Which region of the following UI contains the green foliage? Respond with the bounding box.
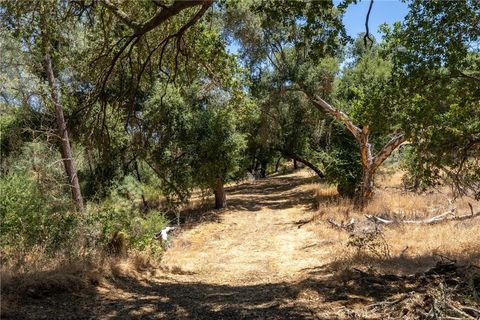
[0,171,77,256]
[0,142,168,263]
[335,43,395,134]
[320,136,362,198]
[0,142,76,262]
[191,103,247,189]
[84,175,168,249]
[384,0,480,197]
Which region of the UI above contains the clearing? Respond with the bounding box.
[3,170,480,319]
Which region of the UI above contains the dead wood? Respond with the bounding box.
[327,218,356,232]
[366,208,480,226]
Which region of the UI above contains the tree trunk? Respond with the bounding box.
[274,156,282,173]
[214,177,226,209]
[355,165,375,209]
[309,95,406,210]
[134,160,148,212]
[284,152,325,178]
[293,159,298,169]
[44,53,84,212]
[355,127,375,209]
[354,129,406,209]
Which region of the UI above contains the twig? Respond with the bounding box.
[295,218,314,228]
[366,293,410,310]
[445,302,476,319]
[433,253,457,264]
[461,306,480,317]
[327,218,355,231]
[468,202,474,216]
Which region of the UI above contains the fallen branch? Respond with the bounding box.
[367,215,394,225]
[446,302,477,320]
[461,306,480,318]
[366,293,410,310]
[327,218,355,231]
[366,208,480,226]
[295,218,314,228]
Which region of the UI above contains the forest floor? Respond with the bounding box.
[3,170,480,319]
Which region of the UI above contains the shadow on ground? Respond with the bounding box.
[1,272,403,319]
[169,173,320,229]
[225,175,320,212]
[9,253,478,320]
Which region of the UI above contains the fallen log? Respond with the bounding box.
[366,209,480,226]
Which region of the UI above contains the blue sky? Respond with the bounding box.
[227,1,409,54]
[341,0,409,40]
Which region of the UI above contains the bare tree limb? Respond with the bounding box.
[372,133,406,170]
[367,209,480,225]
[364,0,374,48]
[310,95,362,141]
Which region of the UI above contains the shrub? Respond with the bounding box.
[0,160,168,267]
[0,170,78,264]
[82,176,168,258]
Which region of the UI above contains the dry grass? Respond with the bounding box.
[312,169,480,274]
[0,250,161,318]
[3,168,479,319]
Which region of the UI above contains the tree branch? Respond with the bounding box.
[364,0,374,48]
[281,151,325,178]
[133,0,212,37]
[372,133,406,170]
[310,95,362,141]
[99,0,140,29]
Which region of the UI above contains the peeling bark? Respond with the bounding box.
[309,94,405,208]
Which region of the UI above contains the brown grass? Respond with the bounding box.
[3,168,479,319]
[312,169,480,274]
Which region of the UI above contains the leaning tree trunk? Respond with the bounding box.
[309,94,406,210]
[44,53,84,212]
[214,177,226,209]
[274,156,282,173]
[283,152,325,178]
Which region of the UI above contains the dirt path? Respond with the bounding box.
[91,171,341,320]
[106,171,335,320]
[7,170,480,319]
[6,172,349,319]
[161,171,328,284]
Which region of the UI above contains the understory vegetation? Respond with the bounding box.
[0,0,479,318]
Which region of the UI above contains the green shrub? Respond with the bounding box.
[0,170,78,262]
[83,176,168,257]
[0,163,168,265]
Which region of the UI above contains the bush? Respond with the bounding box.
[0,160,168,267]
[0,170,78,264]
[0,142,81,264]
[83,176,168,257]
